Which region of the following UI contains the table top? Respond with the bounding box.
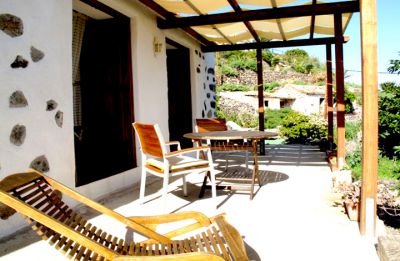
[183,130,277,140]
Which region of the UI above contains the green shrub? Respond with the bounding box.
[271,55,281,66]
[378,156,400,180]
[279,111,327,143]
[285,49,308,59]
[263,82,280,92]
[347,146,400,181]
[379,81,400,157]
[305,63,314,74]
[333,86,356,114]
[293,64,306,74]
[264,108,294,129]
[345,121,361,141]
[344,87,356,113]
[262,50,273,65]
[239,112,258,128]
[346,146,362,180]
[221,64,238,77]
[217,83,251,92]
[219,50,258,72]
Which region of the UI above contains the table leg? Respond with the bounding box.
[250,140,257,200]
[199,172,210,198]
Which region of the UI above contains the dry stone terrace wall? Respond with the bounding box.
[218,96,256,117]
[217,64,322,86]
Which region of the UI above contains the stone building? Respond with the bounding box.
[0,0,215,237]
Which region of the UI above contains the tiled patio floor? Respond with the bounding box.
[0,144,380,260]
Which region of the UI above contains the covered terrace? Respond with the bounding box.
[136,0,378,237]
[0,0,380,259]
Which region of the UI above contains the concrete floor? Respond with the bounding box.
[0,144,380,260]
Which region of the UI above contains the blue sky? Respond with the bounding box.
[273,1,400,84]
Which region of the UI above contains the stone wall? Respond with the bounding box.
[218,96,256,116]
[217,63,325,86]
[194,50,216,119]
[0,0,74,236]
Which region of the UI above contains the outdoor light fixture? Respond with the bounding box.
[153,37,163,55]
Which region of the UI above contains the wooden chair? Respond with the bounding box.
[132,122,216,207]
[195,119,250,171]
[0,170,249,260]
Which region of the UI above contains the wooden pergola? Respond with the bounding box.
[136,0,378,237]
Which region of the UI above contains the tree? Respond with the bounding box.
[388,52,400,74]
[378,82,400,157]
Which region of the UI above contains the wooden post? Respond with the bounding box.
[359,0,378,237]
[257,48,265,155]
[334,13,345,170]
[326,44,334,143]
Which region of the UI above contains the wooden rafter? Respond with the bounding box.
[184,0,234,44]
[80,0,128,19]
[270,0,286,41]
[157,1,360,29]
[202,36,349,52]
[227,0,260,42]
[310,0,317,39]
[136,0,215,46]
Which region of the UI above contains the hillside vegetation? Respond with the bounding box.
[215,48,359,125]
[215,49,327,87]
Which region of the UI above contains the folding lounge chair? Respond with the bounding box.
[0,170,248,261]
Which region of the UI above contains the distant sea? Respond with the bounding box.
[345,71,400,85]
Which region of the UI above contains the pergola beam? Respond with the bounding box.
[136,0,215,46]
[256,48,265,155]
[359,0,378,237]
[310,0,317,39]
[326,44,334,143]
[202,36,348,52]
[227,0,260,42]
[158,1,359,29]
[334,13,346,170]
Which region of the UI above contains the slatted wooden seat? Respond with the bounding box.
[0,170,248,261]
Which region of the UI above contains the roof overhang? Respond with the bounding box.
[137,0,359,51]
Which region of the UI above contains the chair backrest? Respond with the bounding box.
[195,118,227,133]
[133,122,165,158]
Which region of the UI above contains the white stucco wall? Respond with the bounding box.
[0,0,75,236]
[265,98,280,110]
[0,0,214,238]
[291,96,322,115]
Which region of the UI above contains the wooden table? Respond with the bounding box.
[184,130,276,199]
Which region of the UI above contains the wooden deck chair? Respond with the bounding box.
[132,122,216,207]
[195,119,250,171]
[0,170,249,261]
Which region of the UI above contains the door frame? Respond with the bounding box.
[165,38,193,149]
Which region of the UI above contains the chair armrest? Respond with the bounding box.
[113,253,225,261]
[165,141,181,150]
[165,146,210,157]
[129,211,211,227]
[130,211,214,243]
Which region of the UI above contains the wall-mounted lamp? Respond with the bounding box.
[153,37,163,55]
